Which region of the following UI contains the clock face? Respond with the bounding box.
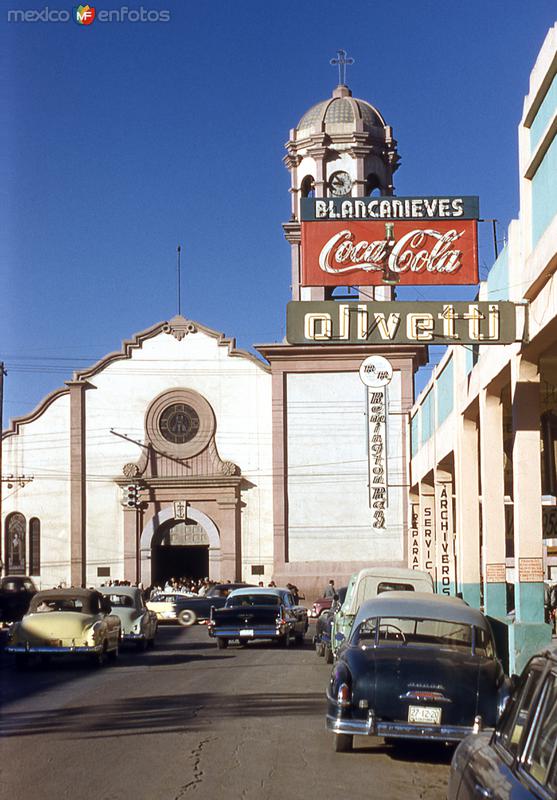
[329,171,352,197]
[159,403,200,444]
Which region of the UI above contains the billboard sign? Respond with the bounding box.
[301,219,479,286]
[300,195,480,222]
[286,301,517,346]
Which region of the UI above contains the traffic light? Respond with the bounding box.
[125,484,140,508]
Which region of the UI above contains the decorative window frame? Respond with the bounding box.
[145,388,216,459]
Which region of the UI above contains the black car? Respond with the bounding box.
[448,643,557,800]
[315,586,347,663]
[209,587,309,648]
[0,575,37,624]
[149,583,254,626]
[327,592,508,752]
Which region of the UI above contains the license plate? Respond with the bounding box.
[408,705,442,725]
[239,629,254,637]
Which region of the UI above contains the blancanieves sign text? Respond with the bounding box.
[286,301,517,345]
[300,195,479,222]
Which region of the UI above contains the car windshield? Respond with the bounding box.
[106,594,134,608]
[352,616,481,653]
[34,598,86,613]
[227,595,281,607]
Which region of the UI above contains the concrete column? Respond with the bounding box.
[123,507,137,584]
[479,388,507,617]
[66,380,91,587]
[509,354,551,671]
[455,414,481,608]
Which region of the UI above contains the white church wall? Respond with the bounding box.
[286,370,404,564]
[3,394,72,589]
[80,327,272,584]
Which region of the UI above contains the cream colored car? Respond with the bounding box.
[6,587,121,668]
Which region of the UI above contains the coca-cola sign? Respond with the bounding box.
[301,219,478,286]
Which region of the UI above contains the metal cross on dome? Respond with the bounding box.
[330,49,354,86]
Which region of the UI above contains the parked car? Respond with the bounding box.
[147,582,253,625]
[330,567,434,659]
[0,575,37,624]
[310,596,334,618]
[315,587,347,662]
[99,586,157,649]
[448,643,557,799]
[208,587,308,648]
[326,592,508,752]
[6,588,121,668]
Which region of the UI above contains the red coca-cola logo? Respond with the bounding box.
[301,220,478,286]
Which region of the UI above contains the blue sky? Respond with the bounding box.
[1,0,556,423]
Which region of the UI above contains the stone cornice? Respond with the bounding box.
[254,341,428,371]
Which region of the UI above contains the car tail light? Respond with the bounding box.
[337,683,351,707]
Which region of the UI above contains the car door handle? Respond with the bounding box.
[474,783,494,799]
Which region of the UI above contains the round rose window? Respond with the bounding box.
[158,403,200,444]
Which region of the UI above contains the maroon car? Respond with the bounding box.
[310,596,334,618]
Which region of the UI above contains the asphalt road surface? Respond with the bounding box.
[1,624,452,800]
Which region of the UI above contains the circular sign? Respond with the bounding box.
[359,355,393,387]
[159,403,200,444]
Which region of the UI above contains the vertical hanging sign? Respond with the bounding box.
[409,502,421,570]
[360,356,393,530]
[420,491,436,584]
[435,482,456,595]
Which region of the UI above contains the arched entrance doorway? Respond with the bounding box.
[151,519,209,584]
[140,505,221,586]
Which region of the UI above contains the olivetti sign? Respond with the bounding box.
[286,301,517,345]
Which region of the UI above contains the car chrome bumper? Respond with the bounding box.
[210,628,283,639]
[122,632,145,641]
[326,712,485,742]
[7,643,103,654]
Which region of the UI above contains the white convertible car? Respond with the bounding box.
[6,587,121,668]
[99,586,157,649]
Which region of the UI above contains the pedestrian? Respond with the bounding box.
[549,583,557,633]
[323,579,336,598]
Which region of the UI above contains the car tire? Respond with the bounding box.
[295,633,304,646]
[334,733,353,753]
[136,638,148,652]
[324,644,333,664]
[147,636,156,648]
[178,609,197,627]
[281,632,290,648]
[217,638,228,649]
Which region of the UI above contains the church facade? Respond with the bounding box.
[2,76,424,596]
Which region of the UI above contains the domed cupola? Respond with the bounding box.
[283,51,401,301]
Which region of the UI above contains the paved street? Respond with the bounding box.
[1,624,451,800]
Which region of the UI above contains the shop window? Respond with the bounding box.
[5,512,26,575]
[29,517,40,575]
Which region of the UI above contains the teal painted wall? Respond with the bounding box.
[436,358,454,427]
[484,582,507,618]
[532,134,557,246]
[421,390,434,445]
[486,245,509,301]
[530,72,557,152]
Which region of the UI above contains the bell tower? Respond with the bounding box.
[283,50,400,301]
